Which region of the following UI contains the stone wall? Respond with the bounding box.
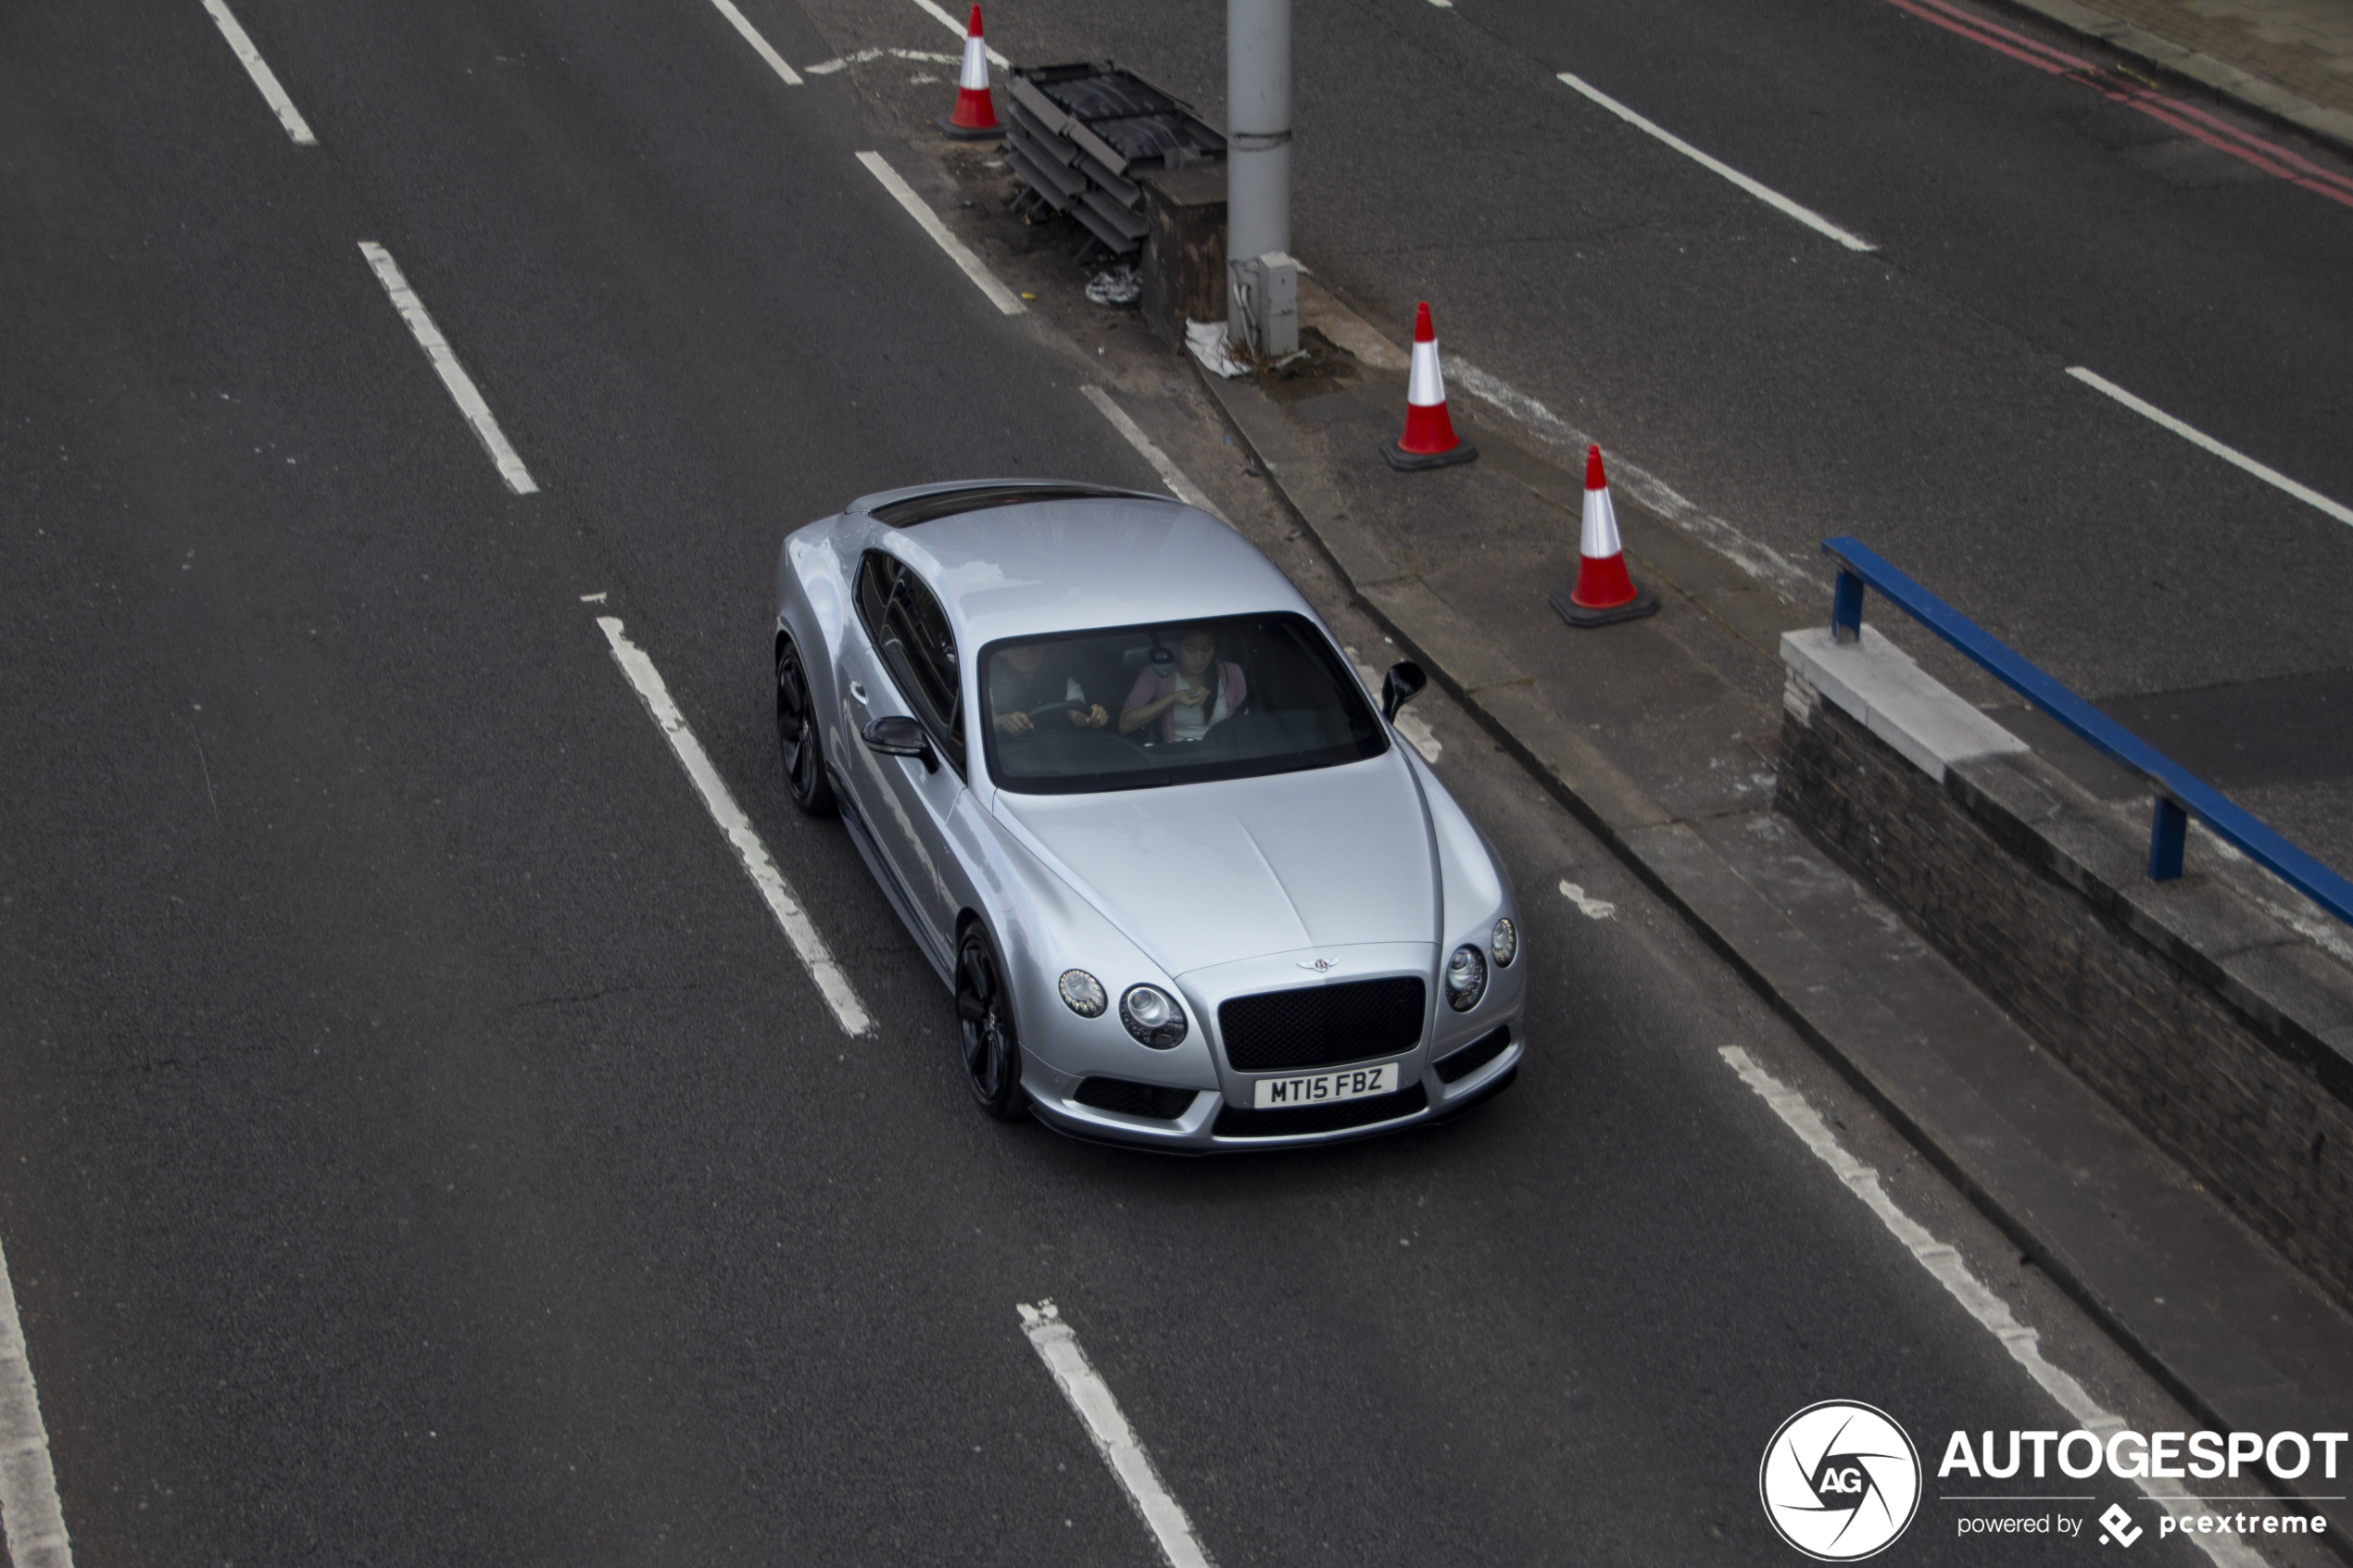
[1777,632,2353,1310]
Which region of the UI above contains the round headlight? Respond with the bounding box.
[1119,984,1189,1048]
[1059,970,1107,1018]
[1491,917,1518,968]
[1444,944,1489,1011]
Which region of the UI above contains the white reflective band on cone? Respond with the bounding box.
[961,34,989,90]
[1580,481,1623,558]
[1407,337,1446,408]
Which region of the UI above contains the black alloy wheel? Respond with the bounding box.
[955,926,1026,1121]
[775,635,837,817]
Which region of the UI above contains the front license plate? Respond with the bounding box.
[1252,1062,1400,1110]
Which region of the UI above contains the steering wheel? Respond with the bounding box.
[1025,700,1090,721]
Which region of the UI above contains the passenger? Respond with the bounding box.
[1119,626,1247,743]
[988,642,1108,735]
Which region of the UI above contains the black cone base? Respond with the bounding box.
[1550,583,1659,629]
[1382,438,1478,471]
[937,117,1005,141]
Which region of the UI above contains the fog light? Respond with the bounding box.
[1444,945,1489,1011]
[1491,917,1518,968]
[1059,970,1108,1017]
[1120,984,1189,1048]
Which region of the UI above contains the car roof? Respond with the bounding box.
[871,492,1313,647]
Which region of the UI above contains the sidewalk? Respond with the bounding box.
[1991,0,2353,152]
[1197,282,2353,1536]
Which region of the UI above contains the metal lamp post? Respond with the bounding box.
[1227,0,1298,355]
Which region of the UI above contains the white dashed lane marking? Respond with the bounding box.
[1719,1047,2263,1567]
[706,0,803,86]
[358,243,538,495]
[597,617,874,1036]
[1078,386,1227,522]
[856,152,1026,316]
[1556,71,1876,253]
[2068,368,2353,531]
[1018,1301,1214,1568]
[200,0,317,144]
[906,0,1008,67]
[0,1229,72,1568]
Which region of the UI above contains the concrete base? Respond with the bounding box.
[1380,437,1477,471]
[1549,583,1658,629]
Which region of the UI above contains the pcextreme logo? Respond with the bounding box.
[1760,1400,1923,1561]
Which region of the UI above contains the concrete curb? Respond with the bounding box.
[1190,342,2353,1545]
[1981,0,2353,157]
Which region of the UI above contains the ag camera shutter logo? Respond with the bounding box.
[1759,1400,1922,1560]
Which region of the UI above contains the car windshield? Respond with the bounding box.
[979,613,1389,795]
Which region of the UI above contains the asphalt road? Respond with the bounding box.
[0,0,2336,1563]
[893,0,2353,866]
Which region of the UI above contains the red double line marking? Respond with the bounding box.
[1878,0,2353,209]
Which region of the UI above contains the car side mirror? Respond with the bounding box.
[1380,660,1427,722]
[862,714,937,772]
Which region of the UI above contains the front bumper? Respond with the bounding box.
[1023,1022,1525,1152]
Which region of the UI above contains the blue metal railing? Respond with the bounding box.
[1821,536,2353,931]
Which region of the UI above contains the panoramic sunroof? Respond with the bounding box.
[864,483,1173,529]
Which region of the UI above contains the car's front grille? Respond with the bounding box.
[1213,1083,1429,1138]
[1073,1077,1198,1121]
[1216,977,1426,1072]
[1434,1025,1512,1085]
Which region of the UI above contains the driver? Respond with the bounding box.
[988,642,1109,735]
[1119,626,1246,743]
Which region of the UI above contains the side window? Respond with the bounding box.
[877,571,966,772]
[854,551,899,644]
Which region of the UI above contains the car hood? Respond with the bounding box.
[992,756,1438,978]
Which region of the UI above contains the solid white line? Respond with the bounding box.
[855,152,1026,316]
[2068,368,2353,530]
[906,0,1009,68]
[0,1232,72,1568]
[1077,386,1228,522]
[706,0,803,86]
[597,619,875,1036]
[1556,72,1876,253]
[200,0,318,145]
[358,243,539,495]
[1718,1047,2263,1568]
[1017,1301,1213,1568]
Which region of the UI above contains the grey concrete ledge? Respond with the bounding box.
[1980,0,2353,157]
[1781,627,2027,782]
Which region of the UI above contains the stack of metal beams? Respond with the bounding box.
[1003,63,1226,259]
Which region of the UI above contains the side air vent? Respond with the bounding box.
[1073,1077,1198,1121]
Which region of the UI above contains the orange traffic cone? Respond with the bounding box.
[1549,445,1658,627]
[937,5,1002,140]
[1382,302,1477,470]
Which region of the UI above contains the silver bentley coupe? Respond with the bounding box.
[772,480,1525,1149]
